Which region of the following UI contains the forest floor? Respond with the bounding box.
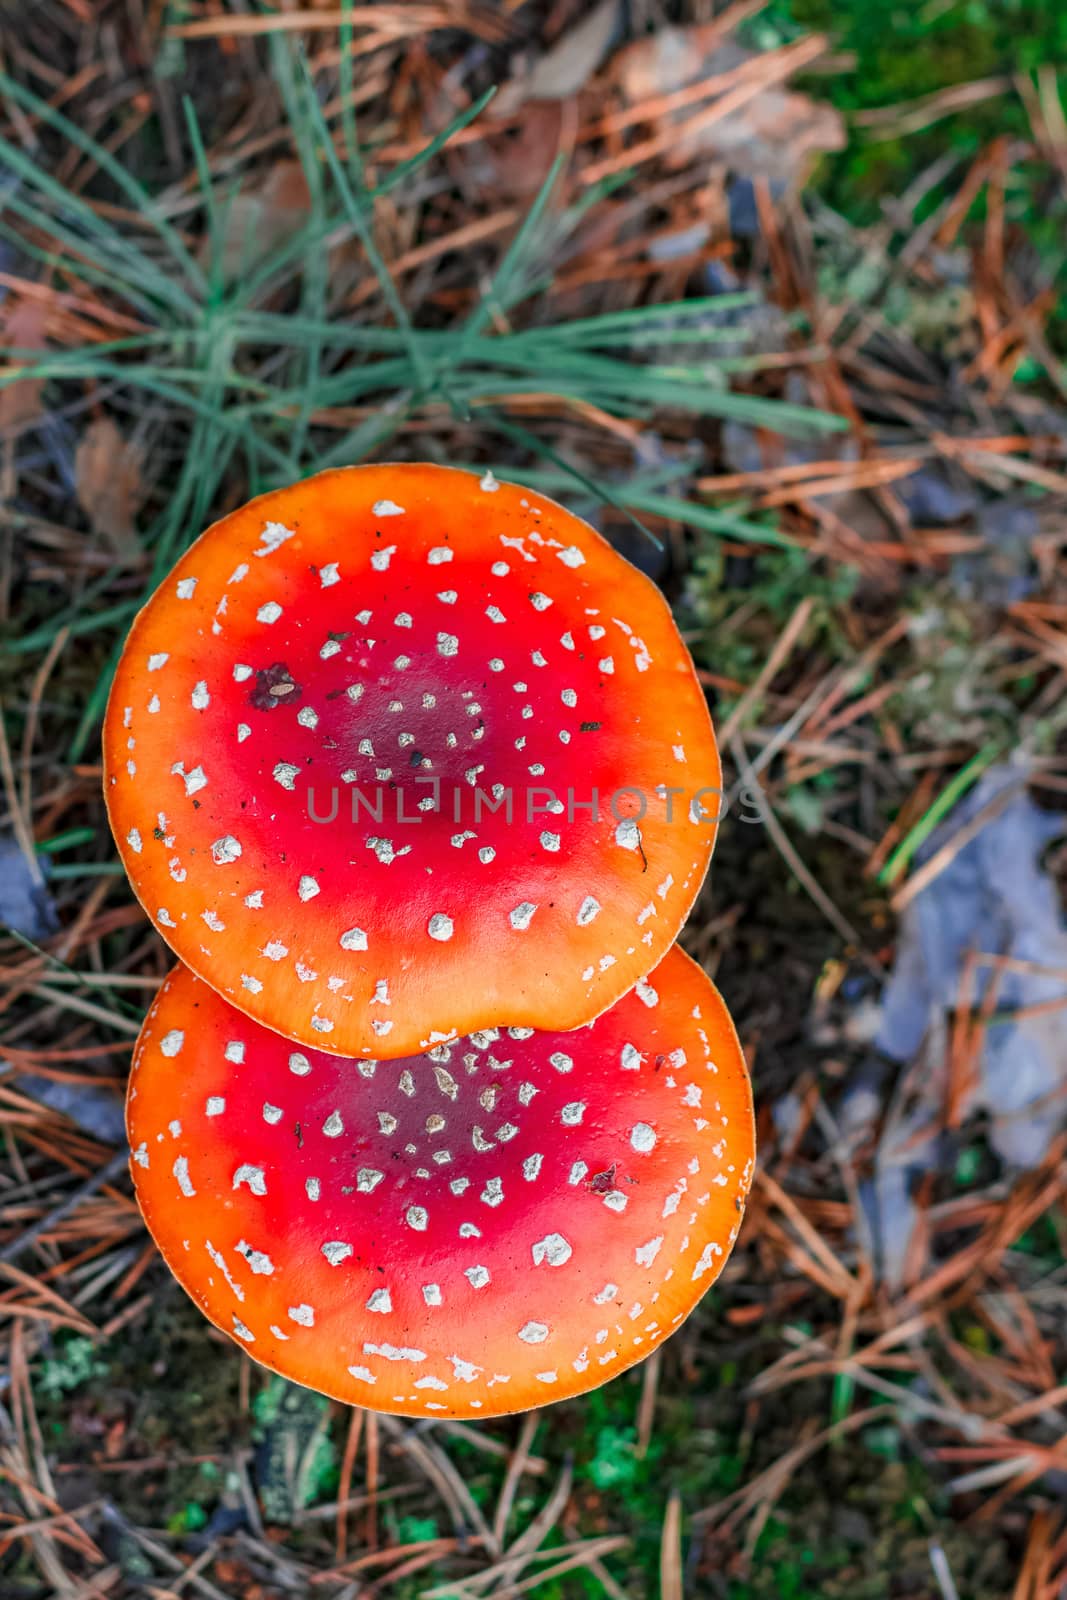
[2,3,1067,1597]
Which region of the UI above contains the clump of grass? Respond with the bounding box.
[0,48,840,667]
[1,44,844,775]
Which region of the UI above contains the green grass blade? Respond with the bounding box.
[0,184,190,319]
[486,416,662,550]
[372,88,496,198]
[310,403,410,474]
[506,294,760,344]
[5,599,139,656]
[182,95,226,307]
[877,740,1004,887]
[0,70,207,301]
[613,491,796,547]
[268,37,330,465]
[296,54,432,398]
[451,155,565,385]
[338,0,362,180]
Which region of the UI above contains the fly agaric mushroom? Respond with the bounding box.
[127,946,753,1419]
[104,465,720,1058]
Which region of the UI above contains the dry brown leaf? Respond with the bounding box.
[615,30,844,185]
[470,103,568,200]
[614,19,728,102]
[495,0,618,112]
[0,299,47,437]
[206,160,313,284]
[75,417,145,563]
[690,79,845,183]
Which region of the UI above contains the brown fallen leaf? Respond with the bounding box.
[614,29,844,186]
[0,298,47,438]
[614,18,730,103]
[467,102,568,201]
[494,0,618,113]
[687,71,845,183]
[75,416,145,564]
[205,160,313,284]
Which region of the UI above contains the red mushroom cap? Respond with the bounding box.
[127,947,753,1419]
[104,465,720,1057]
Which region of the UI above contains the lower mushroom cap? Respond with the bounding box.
[126,948,754,1420]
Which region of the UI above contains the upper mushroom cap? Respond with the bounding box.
[127,947,753,1420]
[104,464,720,1057]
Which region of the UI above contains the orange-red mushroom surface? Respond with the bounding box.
[104,465,720,1057]
[127,948,753,1419]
